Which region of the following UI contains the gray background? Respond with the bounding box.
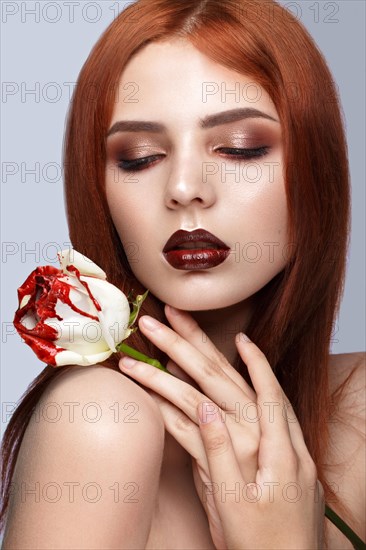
[1,0,365,444]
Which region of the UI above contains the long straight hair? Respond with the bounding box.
[1,0,354,537]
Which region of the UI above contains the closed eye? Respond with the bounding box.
[117,154,164,172]
[117,147,270,172]
[216,147,270,159]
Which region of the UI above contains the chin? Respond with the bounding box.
[132,265,262,311]
[155,288,251,312]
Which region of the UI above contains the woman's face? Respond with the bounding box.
[105,39,288,311]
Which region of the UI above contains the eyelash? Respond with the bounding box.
[117,146,270,172]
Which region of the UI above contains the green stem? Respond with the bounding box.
[325,504,366,549]
[116,342,173,375]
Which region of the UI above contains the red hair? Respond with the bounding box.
[1,0,354,541]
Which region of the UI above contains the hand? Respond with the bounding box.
[118,305,325,550]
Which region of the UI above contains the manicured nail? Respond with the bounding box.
[198,402,222,424]
[120,356,137,369]
[238,332,251,343]
[140,316,160,330]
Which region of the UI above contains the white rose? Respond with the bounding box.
[14,249,131,367]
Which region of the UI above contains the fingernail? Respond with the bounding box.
[238,332,251,343]
[120,356,137,369]
[141,316,160,330]
[198,402,221,424]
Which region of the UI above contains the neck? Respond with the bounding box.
[161,297,256,470]
[189,296,256,365]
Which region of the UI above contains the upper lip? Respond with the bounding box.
[163,229,229,253]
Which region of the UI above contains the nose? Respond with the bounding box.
[164,157,217,210]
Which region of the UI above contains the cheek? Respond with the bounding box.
[254,192,288,260]
[254,188,288,236]
[229,172,288,238]
[105,172,158,270]
[264,176,288,232]
[105,171,138,245]
[109,205,144,251]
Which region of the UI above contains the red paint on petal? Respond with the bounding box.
[66,264,102,312]
[13,263,101,366]
[19,333,63,366]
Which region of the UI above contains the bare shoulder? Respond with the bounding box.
[327,351,365,465]
[325,352,365,548]
[328,351,365,392]
[328,351,365,430]
[25,364,166,472]
[42,364,165,431]
[25,365,166,453]
[3,366,165,549]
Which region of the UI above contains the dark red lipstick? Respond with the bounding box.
[162,229,230,270]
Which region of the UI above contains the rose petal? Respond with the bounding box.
[18,332,62,366]
[57,249,107,280]
[44,303,110,355]
[55,348,113,367]
[80,276,130,351]
[19,294,32,309]
[20,310,38,330]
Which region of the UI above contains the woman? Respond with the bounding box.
[1,0,365,548]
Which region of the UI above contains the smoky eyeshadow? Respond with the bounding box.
[105,121,281,160]
[105,138,166,161]
[215,120,281,144]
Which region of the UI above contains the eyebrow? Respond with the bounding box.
[106,107,279,137]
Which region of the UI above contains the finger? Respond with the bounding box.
[165,304,255,398]
[147,389,209,470]
[137,314,251,410]
[235,334,295,471]
[119,355,218,425]
[192,461,228,550]
[197,401,249,522]
[281,390,318,474]
[166,359,201,391]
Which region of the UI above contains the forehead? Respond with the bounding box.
[110,39,278,125]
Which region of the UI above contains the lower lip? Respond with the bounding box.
[163,248,230,270]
